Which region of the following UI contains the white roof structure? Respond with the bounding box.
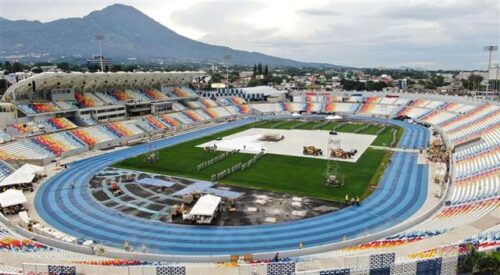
[189,194,221,216]
[0,189,27,208]
[2,71,205,102]
[325,115,343,120]
[0,163,44,187]
[241,86,285,97]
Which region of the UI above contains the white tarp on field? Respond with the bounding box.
[198,128,376,162]
[190,194,221,216]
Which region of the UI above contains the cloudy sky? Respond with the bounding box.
[1,0,499,69]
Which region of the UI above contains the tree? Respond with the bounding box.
[111,64,123,72]
[340,79,367,91]
[253,64,257,76]
[57,62,71,72]
[31,67,43,74]
[264,65,269,76]
[458,244,500,274]
[0,79,6,94]
[431,75,445,87]
[4,61,26,73]
[271,75,284,84]
[210,72,222,83]
[247,78,261,87]
[125,64,138,72]
[257,63,262,75]
[461,74,484,91]
[366,81,388,91]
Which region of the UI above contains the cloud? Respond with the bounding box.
[0,0,498,69]
[297,9,340,16]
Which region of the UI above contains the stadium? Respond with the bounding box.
[0,71,497,275]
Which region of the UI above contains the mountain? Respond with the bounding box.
[0,4,333,67]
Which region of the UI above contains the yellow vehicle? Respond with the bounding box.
[303,146,323,156]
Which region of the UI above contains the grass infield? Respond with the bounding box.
[114,120,400,202]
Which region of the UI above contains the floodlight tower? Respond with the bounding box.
[223,54,231,88]
[494,64,500,93]
[145,132,159,163]
[483,45,498,93]
[324,137,345,187]
[95,35,106,72]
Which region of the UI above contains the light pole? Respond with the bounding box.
[95,35,105,72]
[495,64,499,92]
[223,54,231,89]
[483,45,498,93]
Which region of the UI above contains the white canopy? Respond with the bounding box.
[325,115,343,120]
[291,113,302,117]
[189,194,221,216]
[0,163,44,187]
[0,189,27,208]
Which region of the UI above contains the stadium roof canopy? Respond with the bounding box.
[240,86,285,96]
[2,71,205,102]
[0,189,27,208]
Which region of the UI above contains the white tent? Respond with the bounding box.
[0,189,27,208]
[190,194,221,217]
[291,113,302,117]
[0,163,44,187]
[325,115,343,120]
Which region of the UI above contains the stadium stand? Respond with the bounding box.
[95,92,120,104]
[17,102,61,114]
[75,92,106,107]
[0,131,13,144]
[396,106,432,119]
[32,132,87,157]
[0,139,54,161]
[0,72,497,273]
[185,100,205,109]
[200,98,219,108]
[141,87,169,101]
[173,102,188,111]
[54,100,79,110]
[0,160,14,182]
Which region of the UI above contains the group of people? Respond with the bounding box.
[0,203,25,215]
[345,194,360,206]
[123,241,148,253]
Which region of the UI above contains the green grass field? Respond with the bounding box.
[114,120,400,202]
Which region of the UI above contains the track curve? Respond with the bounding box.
[35,116,430,255]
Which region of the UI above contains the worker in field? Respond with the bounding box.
[356,196,360,206]
[345,194,349,203]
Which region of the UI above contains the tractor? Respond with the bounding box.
[303,146,323,156]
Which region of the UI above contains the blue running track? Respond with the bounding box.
[35,116,429,255]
